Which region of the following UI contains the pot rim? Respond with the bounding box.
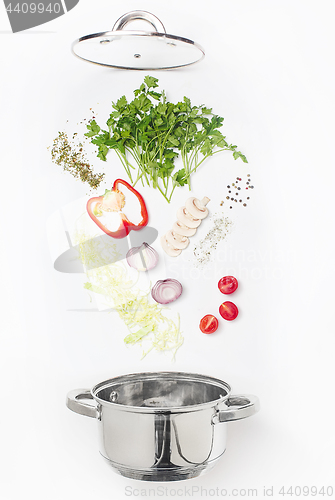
[91,371,231,413]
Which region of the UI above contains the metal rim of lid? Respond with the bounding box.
[71,10,205,70]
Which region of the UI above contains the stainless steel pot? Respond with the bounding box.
[66,372,259,481]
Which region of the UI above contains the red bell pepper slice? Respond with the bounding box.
[86,179,148,239]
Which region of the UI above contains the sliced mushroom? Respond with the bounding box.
[172,220,197,237]
[160,195,210,257]
[165,230,189,250]
[176,207,201,229]
[185,197,210,219]
[160,236,182,257]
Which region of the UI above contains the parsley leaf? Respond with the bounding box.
[173,169,188,187]
[84,120,100,138]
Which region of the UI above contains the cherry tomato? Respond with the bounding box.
[199,315,219,334]
[219,301,238,321]
[218,276,238,294]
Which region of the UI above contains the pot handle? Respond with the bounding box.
[212,394,260,424]
[66,389,100,419]
[112,10,166,33]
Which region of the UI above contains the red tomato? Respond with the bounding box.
[219,301,238,321]
[218,276,238,294]
[199,315,219,334]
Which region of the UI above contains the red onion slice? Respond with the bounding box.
[151,279,183,304]
[126,242,159,271]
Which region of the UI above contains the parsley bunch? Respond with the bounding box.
[85,76,247,202]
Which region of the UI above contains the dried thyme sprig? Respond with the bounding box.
[50,131,105,189]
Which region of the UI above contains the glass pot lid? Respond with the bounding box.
[72,10,205,70]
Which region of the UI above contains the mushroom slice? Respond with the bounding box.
[160,235,182,257]
[165,230,189,250]
[172,220,197,237]
[185,197,210,219]
[176,207,201,229]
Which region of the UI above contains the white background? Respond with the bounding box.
[1,1,335,499]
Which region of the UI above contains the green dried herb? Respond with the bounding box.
[51,131,104,190]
